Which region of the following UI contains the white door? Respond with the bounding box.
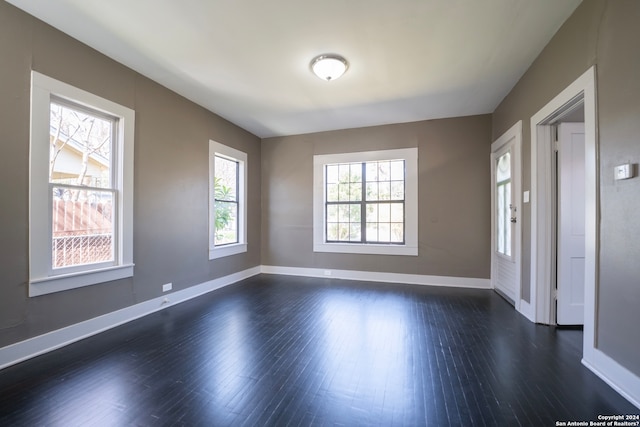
[491,124,521,306]
[557,123,585,325]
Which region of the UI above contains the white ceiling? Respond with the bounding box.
[8,0,581,138]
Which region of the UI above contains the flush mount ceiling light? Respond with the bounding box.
[310,54,349,82]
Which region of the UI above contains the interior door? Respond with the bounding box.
[557,122,585,325]
[491,138,519,304]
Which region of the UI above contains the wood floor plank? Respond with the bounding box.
[0,274,637,426]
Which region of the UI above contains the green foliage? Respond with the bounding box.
[214,177,234,241]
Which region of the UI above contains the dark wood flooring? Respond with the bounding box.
[0,274,637,426]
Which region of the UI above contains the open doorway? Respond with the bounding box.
[529,66,597,359]
[552,110,585,326]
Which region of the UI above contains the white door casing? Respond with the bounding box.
[557,123,586,325]
[491,121,522,311]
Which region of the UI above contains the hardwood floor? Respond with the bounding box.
[0,274,636,426]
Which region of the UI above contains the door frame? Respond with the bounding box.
[530,66,596,345]
[490,121,522,311]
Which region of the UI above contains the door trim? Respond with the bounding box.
[530,66,596,342]
[490,120,522,313]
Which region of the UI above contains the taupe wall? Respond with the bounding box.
[0,1,261,347]
[261,115,493,279]
[493,0,640,376]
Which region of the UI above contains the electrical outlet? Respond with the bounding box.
[162,283,172,292]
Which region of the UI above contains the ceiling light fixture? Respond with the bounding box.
[310,54,349,82]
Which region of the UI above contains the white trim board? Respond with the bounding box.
[0,266,261,371]
[582,351,640,410]
[261,265,491,289]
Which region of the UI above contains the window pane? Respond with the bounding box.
[215,156,238,202]
[390,203,404,222]
[50,102,113,188]
[350,164,362,182]
[390,181,404,200]
[378,161,391,181]
[366,223,378,242]
[497,152,511,183]
[366,182,378,201]
[366,204,377,222]
[378,203,391,222]
[52,187,114,268]
[350,205,361,223]
[327,183,339,202]
[214,201,238,245]
[338,223,349,241]
[327,222,338,241]
[338,183,350,201]
[350,223,361,241]
[378,181,391,200]
[326,164,339,184]
[505,182,512,256]
[378,223,391,242]
[338,204,350,222]
[390,223,404,242]
[390,160,404,181]
[350,183,362,201]
[338,164,351,184]
[366,162,378,182]
[497,184,505,254]
[327,204,338,222]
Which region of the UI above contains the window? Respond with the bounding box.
[29,71,135,297]
[313,148,418,256]
[495,151,512,257]
[209,140,247,259]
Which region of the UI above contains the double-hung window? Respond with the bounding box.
[209,140,247,259]
[29,71,135,296]
[313,148,418,256]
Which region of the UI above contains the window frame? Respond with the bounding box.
[494,146,514,261]
[209,140,247,259]
[313,148,418,256]
[29,71,135,297]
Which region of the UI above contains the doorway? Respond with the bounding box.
[529,66,597,358]
[555,120,586,325]
[490,121,522,310]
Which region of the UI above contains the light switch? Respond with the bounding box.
[614,163,632,180]
[523,191,530,203]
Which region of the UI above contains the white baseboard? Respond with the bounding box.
[582,349,640,410]
[0,266,261,371]
[517,299,536,322]
[260,265,491,289]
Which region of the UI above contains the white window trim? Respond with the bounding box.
[209,140,247,259]
[29,71,135,297]
[313,148,418,256]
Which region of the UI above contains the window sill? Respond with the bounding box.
[209,243,247,260]
[29,264,135,297]
[314,242,418,256]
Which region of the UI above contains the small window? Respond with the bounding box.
[209,141,247,259]
[29,72,135,296]
[313,148,418,256]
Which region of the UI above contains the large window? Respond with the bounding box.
[209,140,247,259]
[29,72,135,297]
[313,148,418,256]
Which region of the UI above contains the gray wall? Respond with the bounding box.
[493,0,640,376]
[261,115,493,279]
[0,1,261,347]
